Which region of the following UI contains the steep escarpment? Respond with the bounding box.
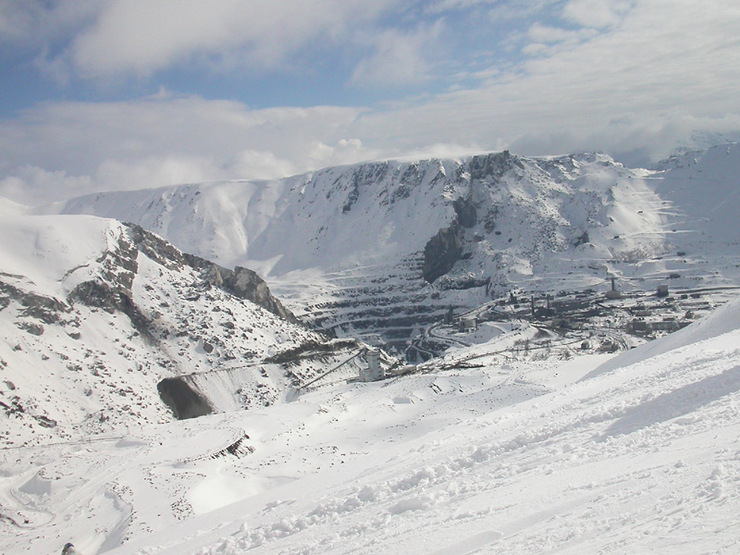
[423,194,478,283]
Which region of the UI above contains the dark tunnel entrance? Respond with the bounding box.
[157,377,213,420]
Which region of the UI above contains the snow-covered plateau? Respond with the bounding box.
[2,144,740,553]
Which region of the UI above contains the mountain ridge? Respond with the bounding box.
[44,145,740,352]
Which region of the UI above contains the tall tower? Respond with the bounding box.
[360,348,383,382]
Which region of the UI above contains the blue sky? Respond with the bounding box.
[0,1,534,113]
[1,0,740,204]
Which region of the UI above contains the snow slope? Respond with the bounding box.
[52,151,668,282]
[0,211,362,446]
[650,144,740,283]
[3,294,739,553]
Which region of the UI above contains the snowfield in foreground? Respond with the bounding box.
[3,297,740,554]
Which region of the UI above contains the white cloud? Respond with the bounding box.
[523,22,598,56]
[0,96,378,204]
[350,22,445,88]
[0,1,100,47]
[527,23,594,44]
[562,0,633,29]
[30,0,403,79]
[354,0,740,161]
[305,138,382,169]
[95,155,222,191]
[0,166,94,206]
[230,151,297,181]
[0,0,416,82]
[509,112,740,165]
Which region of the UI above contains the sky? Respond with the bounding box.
[1,0,740,204]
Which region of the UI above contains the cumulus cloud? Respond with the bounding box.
[230,151,298,181]
[0,166,94,206]
[0,96,379,204]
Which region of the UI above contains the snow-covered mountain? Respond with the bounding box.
[652,143,740,256]
[4,144,740,553]
[0,206,374,447]
[49,145,740,353]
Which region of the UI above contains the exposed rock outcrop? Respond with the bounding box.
[423,222,463,283]
[127,223,295,321]
[469,150,521,181]
[422,196,476,283]
[54,149,670,355]
[0,214,368,445]
[453,196,477,228]
[205,265,295,323]
[0,281,70,324]
[70,280,153,339]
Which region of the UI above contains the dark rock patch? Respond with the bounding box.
[469,150,521,181]
[423,222,463,283]
[453,197,477,228]
[16,321,44,336]
[127,223,295,322]
[214,266,295,323]
[69,281,154,340]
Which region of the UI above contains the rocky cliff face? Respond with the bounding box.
[207,265,295,322]
[423,222,463,283]
[423,195,478,283]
